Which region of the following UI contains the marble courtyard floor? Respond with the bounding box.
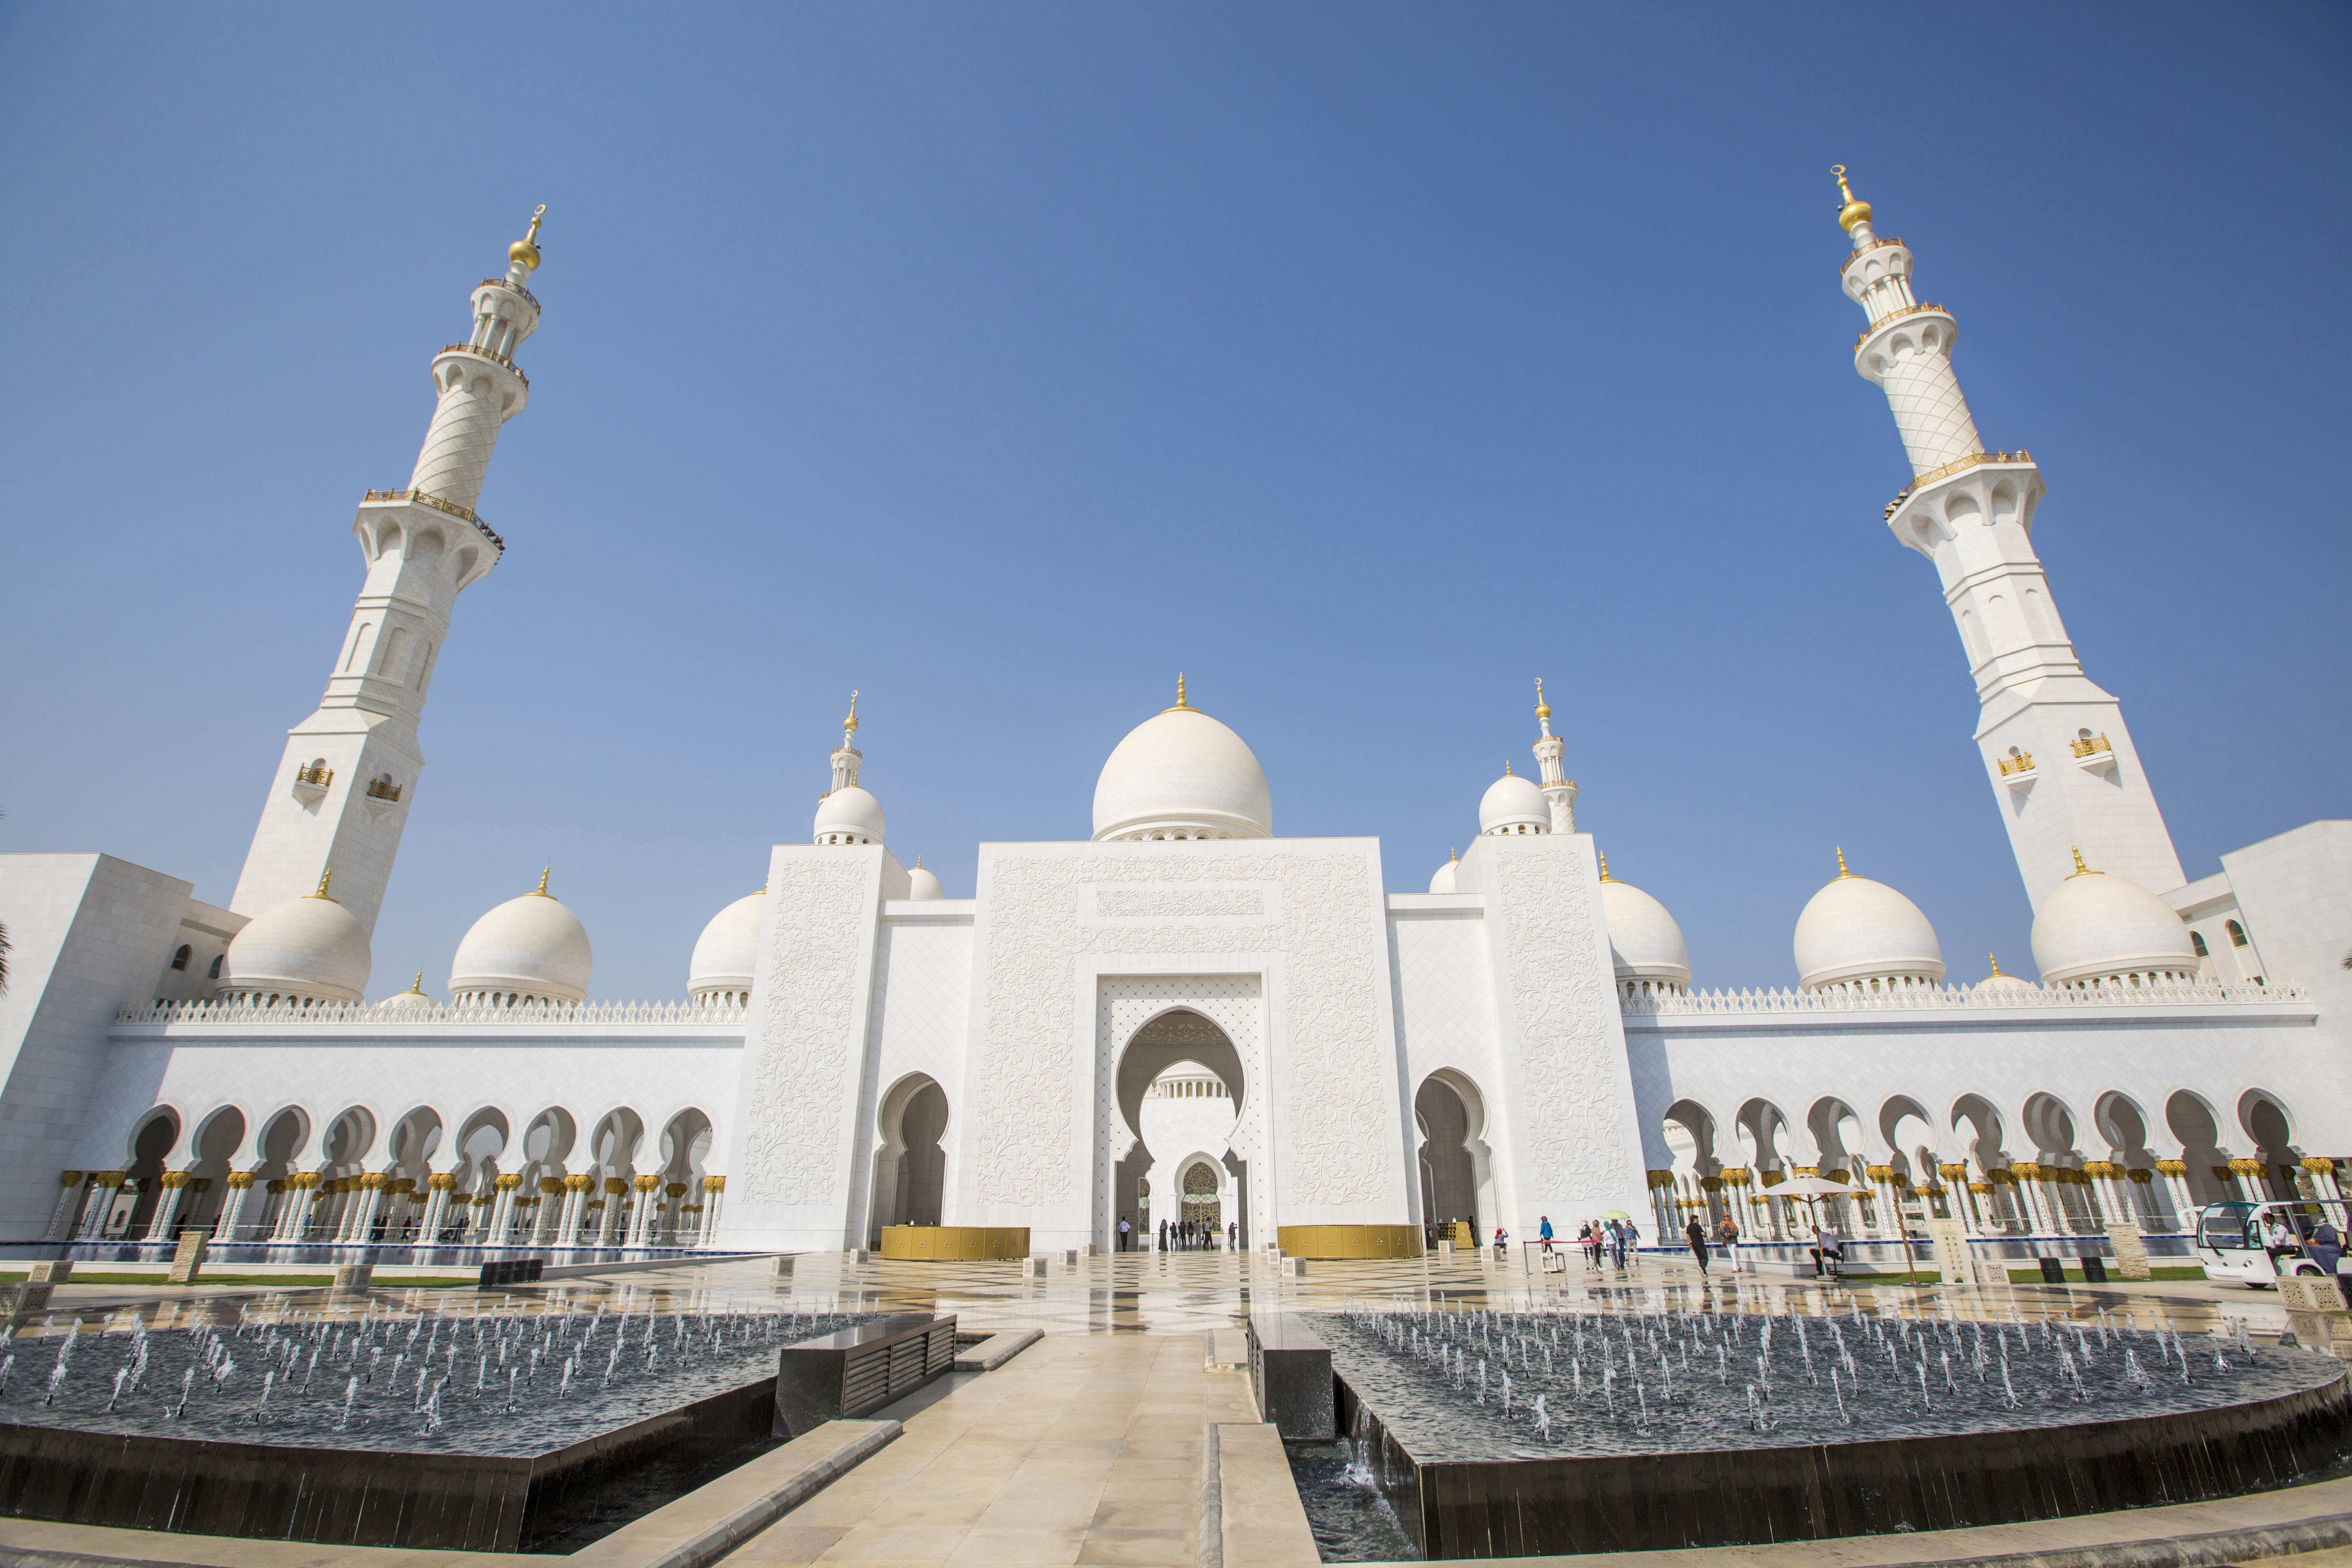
[0,1245,2342,1568]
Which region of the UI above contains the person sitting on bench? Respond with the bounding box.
[1811,1221,1845,1276]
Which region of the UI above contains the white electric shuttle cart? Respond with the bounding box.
[2195,1199,2350,1289]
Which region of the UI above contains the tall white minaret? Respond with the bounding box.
[229,209,549,935]
[1530,679,1577,834]
[1834,168,2183,911]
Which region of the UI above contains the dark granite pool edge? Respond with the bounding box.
[1335,1359,2352,1559]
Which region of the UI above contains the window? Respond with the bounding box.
[207,955,223,979]
[2227,920,2250,948]
[169,944,191,971]
[2191,931,2209,957]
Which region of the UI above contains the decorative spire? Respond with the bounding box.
[1986,953,2004,978]
[1449,846,1458,864]
[1831,165,1871,234]
[1597,851,1613,883]
[509,205,546,274]
[408,972,425,995]
[1835,846,1852,879]
[1534,678,1552,735]
[534,866,551,896]
[915,854,923,869]
[1504,760,1513,776]
[1165,673,1192,713]
[310,870,335,900]
[843,690,859,740]
[2069,844,2101,878]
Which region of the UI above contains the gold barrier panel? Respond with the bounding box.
[878,1225,1031,1261]
[1276,1224,1424,1260]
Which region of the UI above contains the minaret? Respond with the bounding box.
[827,692,863,795]
[1529,679,1577,834]
[1833,169,2183,911]
[228,209,549,935]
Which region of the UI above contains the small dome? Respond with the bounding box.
[2030,854,2198,987]
[688,891,764,999]
[1092,680,1272,842]
[1427,855,1459,895]
[450,875,592,1002]
[1793,854,1944,991]
[1478,769,1548,836]
[1600,870,1690,992]
[221,885,371,1003]
[1975,954,2034,995]
[907,862,946,900]
[813,785,884,846]
[377,973,437,1012]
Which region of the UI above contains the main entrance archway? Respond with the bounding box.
[1094,976,1267,1252]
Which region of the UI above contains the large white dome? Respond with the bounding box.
[1479,770,1549,836]
[450,878,592,1003]
[1092,684,1271,842]
[2030,855,2198,987]
[906,862,946,900]
[1793,857,1944,991]
[1600,870,1690,992]
[221,886,371,1003]
[813,785,884,846]
[688,891,764,1000]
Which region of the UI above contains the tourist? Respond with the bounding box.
[1715,1214,1741,1273]
[2261,1212,2297,1271]
[1685,1216,1711,1276]
[1577,1221,1599,1269]
[1538,1215,1554,1254]
[1118,1214,1132,1251]
[2312,1218,2343,1276]
[1492,1225,1509,1260]
[1811,1220,1844,1277]
[1227,1220,1237,1250]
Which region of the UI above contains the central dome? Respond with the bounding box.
[1092,680,1272,842]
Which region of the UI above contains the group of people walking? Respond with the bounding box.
[1158,1216,1234,1250]
[1509,1213,1747,1278]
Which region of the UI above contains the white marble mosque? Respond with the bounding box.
[2,174,2346,1261]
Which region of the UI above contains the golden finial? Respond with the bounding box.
[310,869,334,900]
[1987,953,2003,978]
[843,690,860,735]
[535,866,551,896]
[1504,760,1513,776]
[1835,846,1852,879]
[509,205,547,273]
[1832,166,1872,234]
[1165,673,1193,713]
[2069,844,2100,878]
[1449,846,1458,864]
[1534,678,1550,722]
[1597,851,1613,882]
[915,854,923,869]
[408,972,425,995]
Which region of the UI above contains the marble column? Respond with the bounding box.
[697,1175,726,1248]
[73,1174,122,1241]
[44,1173,87,1241]
[419,1173,453,1241]
[142,1171,193,1242]
[488,1174,521,1241]
[597,1178,628,1245]
[213,1172,258,1240]
[627,1176,660,1246]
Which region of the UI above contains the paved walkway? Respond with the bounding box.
[719,1332,1263,1567]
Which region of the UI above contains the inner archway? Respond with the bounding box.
[870,1074,949,1243]
[1415,1072,1493,1241]
[1109,1005,1250,1251]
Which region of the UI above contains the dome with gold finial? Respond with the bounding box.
[1478,762,1548,836]
[1976,953,2033,995]
[219,871,372,1004]
[1792,848,1944,992]
[2029,847,2198,989]
[1597,853,1691,995]
[906,856,946,901]
[450,868,593,1005]
[1833,166,1872,234]
[1428,847,1460,895]
[689,885,765,1003]
[1093,675,1272,842]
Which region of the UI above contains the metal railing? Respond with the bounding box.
[2071,733,2113,759]
[1997,753,2035,776]
[1839,236,1905,275]
[359,488,508,554]
[1883,450,2035,519]
[293,764,332,788]
[477,277,540,312]
[436,342,529,390]
[365,779,402,801]
[1854,301,1950,350]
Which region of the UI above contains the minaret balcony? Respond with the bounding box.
[1882,453,2043,559]
[1852,301,1950,354]
[359,488,507,556]
[476,276,540,313]
[290,763,333,804]
[434,342,530,391]
[2070,733,2118,776]
[1994,750,2036,792]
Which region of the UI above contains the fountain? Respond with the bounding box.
[0,1296,889,1550]
[1262,1294,2350,1559]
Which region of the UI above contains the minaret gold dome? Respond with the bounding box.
[508,205,546,272]
[1832,166,1872,234]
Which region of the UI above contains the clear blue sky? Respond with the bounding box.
[3,5,2346,1000]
